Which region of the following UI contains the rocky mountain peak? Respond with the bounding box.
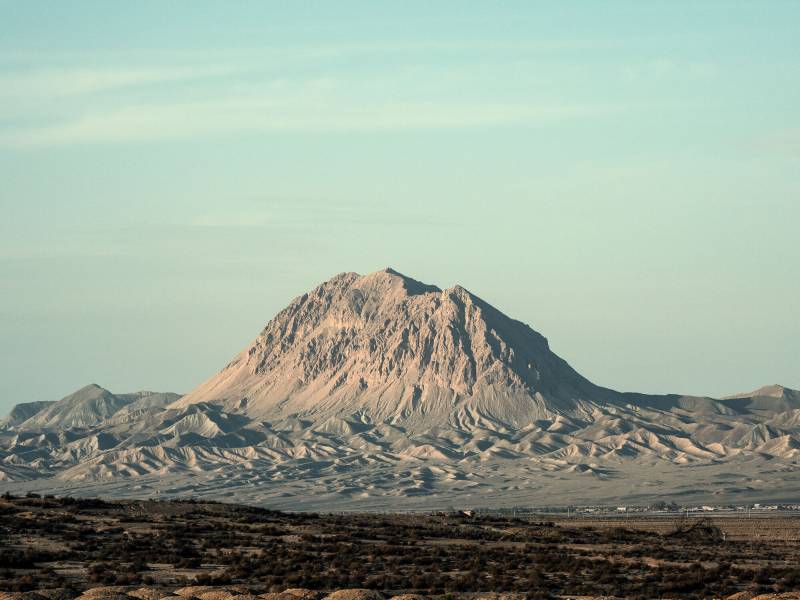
[171,269,602,424]
[753,384,790,398]
[76,383,110,397]
[725,384,793,400]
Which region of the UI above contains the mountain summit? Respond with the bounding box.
[172,268,609,427]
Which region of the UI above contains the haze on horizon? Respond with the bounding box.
[1,2,798,413]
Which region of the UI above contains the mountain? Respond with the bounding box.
[0,400,55,428]
[1,268,799,509]
[722,385,800,413]
[14,384,181,430]
[172,268,617,427]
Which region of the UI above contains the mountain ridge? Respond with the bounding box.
[2,268,799,508]
[12,384,182,431]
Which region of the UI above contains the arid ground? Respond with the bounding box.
[2,494,800,599]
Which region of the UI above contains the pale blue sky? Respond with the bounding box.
[1,2,799,412]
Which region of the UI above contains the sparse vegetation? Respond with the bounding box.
[1,495,799,599]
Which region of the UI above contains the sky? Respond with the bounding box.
[1,2,799,413]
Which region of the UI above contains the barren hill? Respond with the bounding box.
[172,268,616,428]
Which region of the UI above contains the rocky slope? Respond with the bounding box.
[1,268,799,508]
[0,400,55,428]
[171,268,618,428]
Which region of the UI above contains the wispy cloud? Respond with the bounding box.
[2,96,600,147]
[186,197,462,230]
[0,65,241,100]
[0,39,620,148]
[0,31,734,149]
